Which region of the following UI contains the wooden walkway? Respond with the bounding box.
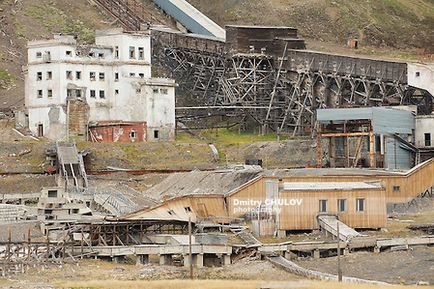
[317,215,361,241]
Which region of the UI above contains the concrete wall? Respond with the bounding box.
[25,30,176,141]
[415,115,434,148]
[407,63,434,97]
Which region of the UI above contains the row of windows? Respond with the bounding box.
[36,89,106,99]
[36,50,105,59]
[127,46,145,60]
[319,198,365,213]
[36,71,147,81]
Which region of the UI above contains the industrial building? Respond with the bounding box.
[24,28,176,142]
[316,107,416,170]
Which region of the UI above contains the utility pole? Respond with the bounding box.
[188,217,193,280]
[337,222,342,282]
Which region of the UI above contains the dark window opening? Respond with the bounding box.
[66,50,72,56]
[356,198,365,212]
[184,207,192,213]
[72,209,79,214]
[416,72,420,77]
[138,47,144,60]
[129,46,135,59]
[319,199,328,213]
[47,89,52,98]
[99,72,105,81]
[154,130,159,139]
[90,90,96,98]
[47,71,52,80]
[90,72,96,81]
[114,72,119,81]
[66,71,73,80]
[393,186,400,193]
[114,46,119,59]
[36,72,42,81]
[36,52,42,58]
[425,133,431,147]
[167,209,175,215]
[338,199,346,212]
[76,71,82,80]
[129,131,137,138]
[37,124,43,137]
[99,90,105,99]
[47,190,57,198]
[37,90,43,98]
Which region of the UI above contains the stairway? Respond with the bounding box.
[317,215,361,241]
[230,227,262,248]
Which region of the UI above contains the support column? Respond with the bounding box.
[112,256,119,263]
[137,254,149,265]
[277,230,286,238]
[284,251,296,260]
[369,124,375,168]
[196,253,204,268]
[343,248,349,256]
[374,246,380,254]
[183,254,190,267]
[159,254,171,266]
[223,254,231,266]
[313,249,320,259]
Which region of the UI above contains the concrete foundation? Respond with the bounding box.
[313,249,320,259]
[223,254,231,266]
[159,254,171,265]
[196,253,204,268]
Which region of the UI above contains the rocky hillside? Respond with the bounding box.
[189,0,434,51]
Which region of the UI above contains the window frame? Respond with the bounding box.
[337,199,346,213]
[319,199,328,213]
[356,198,365,212]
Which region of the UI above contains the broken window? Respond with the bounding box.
[425,133,431,147]
[138,47,144,60]
[47,71,52,80]
[76,71,82,80]
[99,90,105,99]
[114,72,119,82]
[319,199,327,213]
[76,89,82,98]
[66,71,73,80]
[90,90,96,98]
[114,46,119,59]
[356,198,365,212]
[66,50,72,56]
[153,130,159,139]
[129,72,135,77]
[393,186,400,193]
[184,207,192,213]
[129,46,135,59]
[115,89,119,95]
[67,89,74,97]
[47,89,53,98]
[337,199,346,212]
[160,88,168,95]
[37,90,43,98]
[153,88,159,94]
[98,52,104,58]
[90,72,96,81]
[136,88,141,94]
[36,72,42,81]
[139,73,144,78]
[129,131,137,139]
[36,51,42,58]
[99,72,105,81]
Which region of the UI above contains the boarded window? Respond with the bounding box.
[337,199,346,212]
[319,200,327,213]
[356,198,365,212]
[48,190,57,198]
[66,71,73,80]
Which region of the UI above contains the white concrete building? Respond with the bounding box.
[25,28,176,141]
[415,115,434,149]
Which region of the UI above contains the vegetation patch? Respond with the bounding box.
[0,69,15,90]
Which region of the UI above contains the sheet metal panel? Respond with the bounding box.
[317,107,415,134]
[385,137,412,170]
[153,0,225,39]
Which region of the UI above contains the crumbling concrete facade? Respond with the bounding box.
[25,28,176,141]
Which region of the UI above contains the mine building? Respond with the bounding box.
[24,28,176,142]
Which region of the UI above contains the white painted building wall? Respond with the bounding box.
[407,63,434,97]
[415,115,434,148]
[25,28,176,141]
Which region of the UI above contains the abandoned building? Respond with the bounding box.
[123,158,434,237]
[316,107,417,170]
[415,114,434,162]
[24,28,176,142]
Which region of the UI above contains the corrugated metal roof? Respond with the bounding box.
[317,107,415,134]
[283,182,382,191]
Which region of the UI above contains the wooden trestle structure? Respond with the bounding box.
[92,0,433,134]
